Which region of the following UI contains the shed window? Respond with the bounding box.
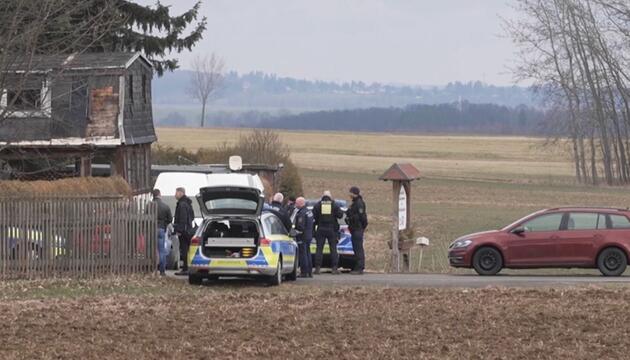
[7,89,41,110]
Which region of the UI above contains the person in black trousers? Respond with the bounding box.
[173,187,195,275]
[152,189,173,276]
[312,190,343,274]
[294,197,313,278]
[346,186,368,275]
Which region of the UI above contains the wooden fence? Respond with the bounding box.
[0,197,157,279]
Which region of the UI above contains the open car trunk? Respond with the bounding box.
[201,218,260,259]
[197,186,264,218]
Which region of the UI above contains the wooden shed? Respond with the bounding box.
[0,52,156,194]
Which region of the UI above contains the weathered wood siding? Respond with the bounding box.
[122,60,156,144]
[50,72,122,140]
[1,56,156,145]
[1,72,123,142]
[86,75,120,138]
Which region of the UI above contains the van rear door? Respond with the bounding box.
[197,186,264,218]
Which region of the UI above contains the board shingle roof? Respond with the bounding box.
[6,52,151,72]
[379,163,421,181]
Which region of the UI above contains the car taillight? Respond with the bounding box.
[191,236,202,246]
[259,238,271,246]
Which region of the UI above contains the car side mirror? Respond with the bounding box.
[512,227,526,236]
[289,229,298,238]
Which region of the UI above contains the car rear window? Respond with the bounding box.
[610,214,630,229]
[205,198,258,212]
[567,213,599,230]
[523,213,563,232]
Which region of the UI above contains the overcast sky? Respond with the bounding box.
[137,0,518,86]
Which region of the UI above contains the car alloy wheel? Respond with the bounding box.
[605,253,622,270]
[472,247,503,276]
[480,252,497,270]
[598,247,627,277]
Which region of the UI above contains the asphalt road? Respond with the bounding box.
[304,273,630,288]
[168,271,630,288]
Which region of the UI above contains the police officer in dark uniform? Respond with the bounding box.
[312,190,343,274]
[294,197,313,278]
[269,193,292,232]
[346,186,368,275]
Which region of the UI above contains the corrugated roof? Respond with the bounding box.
[379,163,421,181]
[6,52,152,72]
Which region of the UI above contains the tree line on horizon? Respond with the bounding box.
[152,70,537,109]
[154,101,547,136]
[252,102,546,135]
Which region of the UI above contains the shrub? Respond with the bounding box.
[151,129,303,198]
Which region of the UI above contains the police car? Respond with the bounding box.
[187,174,298,286]
[306,199,355,269]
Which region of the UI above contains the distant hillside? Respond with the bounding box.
[152,70,536,121]
[257,102,548,136]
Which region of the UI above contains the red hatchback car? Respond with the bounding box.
[448,207,630,276]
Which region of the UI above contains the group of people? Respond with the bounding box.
[266,186,368,277]
[150,185,368,277]
[152,187,196,276]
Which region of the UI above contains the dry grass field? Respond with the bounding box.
[2,277,630,359]
[157,127,630,274]
[156,127,574,182]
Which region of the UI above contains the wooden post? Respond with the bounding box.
[380,163,420,274]
[79,156,92,177]
[401,181,411,272]
[404,182,412,230]
[111,147,126,178]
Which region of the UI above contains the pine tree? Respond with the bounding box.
[22,0,207,76]
[108,1,207,75]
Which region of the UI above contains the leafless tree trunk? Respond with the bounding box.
[188,53,225,128]
[506,0,629,185]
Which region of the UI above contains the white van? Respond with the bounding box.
[153,172,209,227]
[153,172,209,269]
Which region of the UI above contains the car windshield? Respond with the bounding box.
[162,196,202,218]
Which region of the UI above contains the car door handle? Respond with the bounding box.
[550,235,560,240]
